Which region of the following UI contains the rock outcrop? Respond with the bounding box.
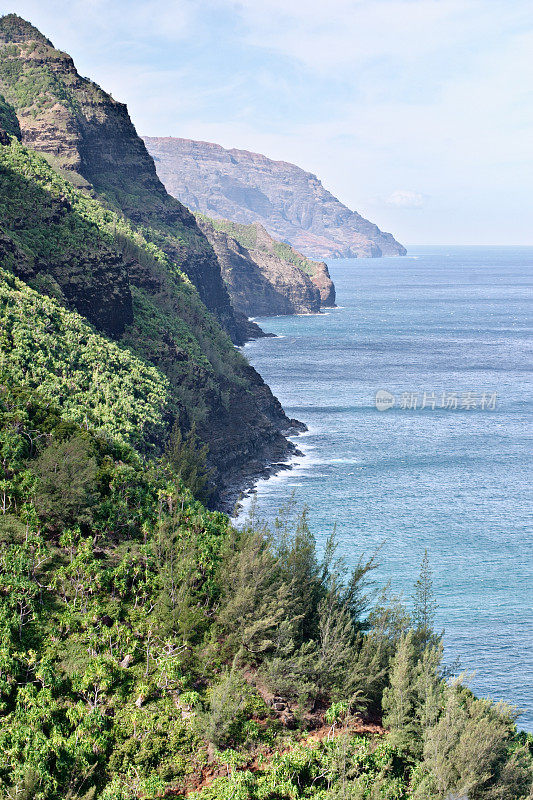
[0,15,304,509]
[144,136,406,260]
[0,15,245,344]
[0,148,133,337]
[197,216,336,317]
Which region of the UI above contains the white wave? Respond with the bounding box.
[234,436,323,524]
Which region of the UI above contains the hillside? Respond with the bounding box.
[0,16,304,506]
[144,136,406,260]
[0,375,530,799]
[0,13,530,800]
[197,215,336,317]
[0,14,243,343]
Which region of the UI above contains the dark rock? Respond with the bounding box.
[197,217,329,316]
[280,712,297,729]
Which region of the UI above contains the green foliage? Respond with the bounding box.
[0,382,233,798]
[191,735,410,800]
[0,93,20,137]
[382,631,419,754]
[166,421,214,504]
[203,670,254,748]
[0,137,272,488]
[411,683,533,800]
[412,550,438,647]
[197,213,321,276]
[0,267,169,447]
[32,435,98,529]
[0,381,530,798]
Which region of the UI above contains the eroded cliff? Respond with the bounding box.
[144,136,406,260]
[197,216,336,317]
[0,16,304,508]
[0,14,244,343]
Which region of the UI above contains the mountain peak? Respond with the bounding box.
[0,14,52,45]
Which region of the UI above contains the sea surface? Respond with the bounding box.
[239,245,533,732]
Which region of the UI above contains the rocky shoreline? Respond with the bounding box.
[218,418,306,514]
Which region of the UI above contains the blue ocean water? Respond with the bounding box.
[240,246,533,732]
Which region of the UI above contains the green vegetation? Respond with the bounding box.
[196,214,321,276]
[0,23,530,799]
[0,134,269,491]
[0,92,20,138]
[0,390,530,800]
[0,267,169,447]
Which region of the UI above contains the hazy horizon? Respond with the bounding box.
[1,1,531,247]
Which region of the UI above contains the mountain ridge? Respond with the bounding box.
[0,15,245,343]
[144,135,406,260]
[0,14,303,507]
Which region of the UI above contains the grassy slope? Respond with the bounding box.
[197,214,321,277]
[0,267,169,448]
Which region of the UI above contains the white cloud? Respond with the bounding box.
[386,190,425,208]
[219,0,530,76]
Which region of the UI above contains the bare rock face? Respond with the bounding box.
[143,136,406,260]
[197,216,335,317]
[0,15,244,343]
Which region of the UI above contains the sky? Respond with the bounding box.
[2,0,532,245]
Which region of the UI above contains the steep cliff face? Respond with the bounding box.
[144,136,406,260]
[198,216,337,317]
[0,14,244,343]
[0,17,304,508]
[0,139,133,337]
[202,217,336,311]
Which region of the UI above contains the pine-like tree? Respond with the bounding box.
[382,630,418,752]
[413,549,438,645]
[166,421,213,503]
[412,682,533,800]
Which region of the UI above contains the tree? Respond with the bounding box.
[414,642,444,735]
[166,421,213,503]
[413,550,438,645]
[412,682,533,800]
[204,669,250,748]
[32,434,97,529]
[315,585,355,697]
[218,526,291,657]
[382,630,418,753]
[275,505,323,644]
[346,631,388,714]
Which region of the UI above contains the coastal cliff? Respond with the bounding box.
[0,15,304,506]
[197,216,336,317]
[0,14,245,343]
[144,136,406,260]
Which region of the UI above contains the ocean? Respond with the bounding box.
[239,245,533,732]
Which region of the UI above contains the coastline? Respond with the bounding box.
[219,420,308,521]
[231,426,318,522]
